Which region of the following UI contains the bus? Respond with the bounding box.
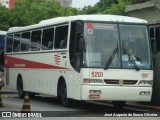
[4,15,153,107]
[0,31,6,87]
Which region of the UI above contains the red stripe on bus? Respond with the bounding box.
[4,56,67,69]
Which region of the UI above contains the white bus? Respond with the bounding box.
[0,31,6,87]
[4,15,153,108]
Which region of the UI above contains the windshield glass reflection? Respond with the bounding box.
[82,23,152,70]
[120,25,151,69]
[83,23,120,68]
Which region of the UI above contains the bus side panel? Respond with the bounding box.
[5,53,77,98]
[23,70,57,95]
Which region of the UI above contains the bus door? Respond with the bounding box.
[71,22,84,100]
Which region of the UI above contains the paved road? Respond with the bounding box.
[0,88,160,120]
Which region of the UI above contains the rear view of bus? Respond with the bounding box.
[0,31,6,87]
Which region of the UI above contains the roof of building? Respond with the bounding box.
[126,0,160,12]
[8,14,148,33]
[125,0,160,24]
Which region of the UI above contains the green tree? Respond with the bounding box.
[8,0,63,26]
[0,0,79,30]
[129,0,150,4]
[80,5,98,14]
[80,0,118,14]
[104,0,131,15]
[0,6,10,30]
[105,0,150,15]
[80,0,151,15]
[96,0,118,12]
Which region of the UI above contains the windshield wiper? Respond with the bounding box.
[123,48,139,71]
[104,48,118,70]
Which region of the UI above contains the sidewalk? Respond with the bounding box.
[126,102,160,111]
[0,86,17,94]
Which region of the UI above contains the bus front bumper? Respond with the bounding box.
[81,85,152,101]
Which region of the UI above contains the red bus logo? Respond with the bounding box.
[141,73,149,79]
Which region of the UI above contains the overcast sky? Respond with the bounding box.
[72,0,99,9]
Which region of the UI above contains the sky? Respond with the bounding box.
[72,0,99,9]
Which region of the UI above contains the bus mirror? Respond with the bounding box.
[151,38,157,54]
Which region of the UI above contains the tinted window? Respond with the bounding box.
[54,25,68,49]
[42,28,54,50]
[13,34,21,52]
[21,32,30,52]
[6,35,13,53]
[31,30,42,51]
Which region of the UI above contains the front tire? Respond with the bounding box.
[17,77,25,99]
[61,82,71,107]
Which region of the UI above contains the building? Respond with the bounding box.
[0,0,14,8]
[0,0,72,8]
[56,0,72,7]
[126,0,160,105]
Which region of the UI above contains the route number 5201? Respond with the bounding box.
[92,71,103,77]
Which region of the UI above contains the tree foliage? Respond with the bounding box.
[0,6,10,30]
[0,0,79,30]
[0,0,151,31]
[80,0,150,15]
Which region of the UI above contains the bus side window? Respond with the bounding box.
[21,32,30,52]
[6,35,13,53]
[31,30,42,51]
[54,25,68,49]
[42,27,54,50]
[13,34,21,52]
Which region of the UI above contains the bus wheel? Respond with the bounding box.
[112,101,126,109]
[17,77,25,99]
[61,82,71,107]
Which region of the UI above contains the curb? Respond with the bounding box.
[98,101,160,111]
[126,102,160,111]
[0,88,17,94]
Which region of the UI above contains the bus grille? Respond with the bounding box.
[104,79,138,85]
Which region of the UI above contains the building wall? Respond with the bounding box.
[0,0,72,8]
[0,0,9,8]
[56,0,72,7]
[127,7,160,24]
[9,0,14,8]
[0,0,14,8]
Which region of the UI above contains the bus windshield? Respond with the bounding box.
[83,22,152,70]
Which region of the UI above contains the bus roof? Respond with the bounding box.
[0,31,7,35]
[7,14,148,34]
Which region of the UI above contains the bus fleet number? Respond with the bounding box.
[92,71,103,77]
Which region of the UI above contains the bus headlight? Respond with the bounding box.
[138,80,153,86]
[83,79,103,83]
